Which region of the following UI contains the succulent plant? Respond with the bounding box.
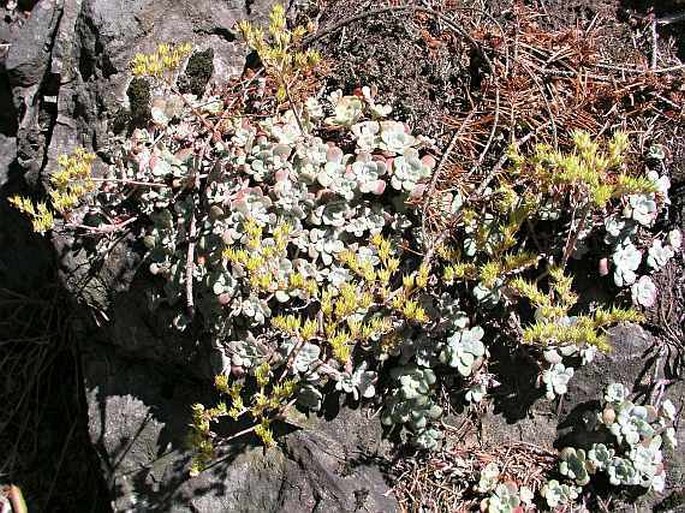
[389,148,433,192]
[607,401,656,446]
[210,271,237,297]
[587,443,614,471]
[413,426,443,450]
[664,426,678,451]
[477,462,501,493]
[379,121,416,155]
[399,333,440,368]
[543,348,563,365]
[343,204,386,237]
[439,326,486,377]
[335,361,376,400]
[624,194,658,226]
[559,447,590,485]
[291,342,321,374]
[434,293,469,331]
[325,265,353,289]
[235,295,272,326]
[150,95,185,125]
[242,138,292,182]
[360,85,392,119]
[382,366,443,443]
[312,200,350,227]
[397,365,436,400]
[541,479,580,509]
[647,170,671,201]
[579,344,597,365]
[661,399,677,421]
[351,121,381,152]
[647,239,674,270]
[668,229,682,250]
[481,482,523,513]
[350,152,387,195]
[466,382,487,404]
[607,457,638,486]
[631,275,657,308]
[304,97,324,120]
[603,216,637,246]
[558,382,677,495]
[232,187,276,226]
[629,443,663,484]
[266,110,303,144]
[307,228,345,266]
[75,30,679,473]
[472,281,502,308]
[292,137,328,182]
[227,337,263,368]
[647,144,666,160]
[46,7,683,479]
[325,91,364,126]
[297,383,323,412]
[612,241,642,287]
[604,382,628,404]
[317,146,356,199]
[542,362,574,399]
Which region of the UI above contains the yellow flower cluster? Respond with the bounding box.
[391,295,429,324]
[323,284,391,363]
[271,313,303,336]
[443,262,477,283]
[479,261,502,289]
[508,130,656,209]
[205,367,297,458]
[226,382,245,420]
[237,4,321,102]
[130,42,193,78]
[271,379,296,403]
[254,361,271,388]
[223,219,319,299]
[254,419,275,447]
[50,147,96,214]
[8,196,54,234]
[188,400,234,476]
[9,147,95,234]
[214,374,229,394]
[271,277,393,365]
[337,234,400,301]
[329,330,351,363]
[511,267,643,351]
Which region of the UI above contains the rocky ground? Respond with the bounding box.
[1,0,684,512]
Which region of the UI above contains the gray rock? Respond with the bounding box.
[567,322,654,407]
[5,0,62,88]
[279,416,398,513]
[0,134,17,188]
[82,340,399,513]
[5,0,64,183]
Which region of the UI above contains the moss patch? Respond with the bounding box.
[127,77,151,128]
[178,48,214,97]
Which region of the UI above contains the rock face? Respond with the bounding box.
[0,1,400,511]
[82,340,398,512]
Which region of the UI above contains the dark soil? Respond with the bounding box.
[0,219,111,512]
[313,0,475,141]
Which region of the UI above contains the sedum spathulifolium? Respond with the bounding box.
[538,383,679,509]
[13,4,680,477]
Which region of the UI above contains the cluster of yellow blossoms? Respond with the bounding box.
[130,42,193,78]
[10,147,95,234]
